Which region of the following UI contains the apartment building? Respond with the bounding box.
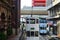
[47,0,60,36]
[11,0,20,35]
[0,0,20,39]
[0,0,13,35]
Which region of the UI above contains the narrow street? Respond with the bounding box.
[39,35,49,40]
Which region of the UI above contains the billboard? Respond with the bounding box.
[32,0,46,7]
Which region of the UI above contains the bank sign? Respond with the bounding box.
[32,0,46,7]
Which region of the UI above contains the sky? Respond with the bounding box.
[21,0,32,9]
[21,0,32,21]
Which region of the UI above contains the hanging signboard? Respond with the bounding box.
[32,0,46,7]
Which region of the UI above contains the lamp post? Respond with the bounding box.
[31,6,33,17]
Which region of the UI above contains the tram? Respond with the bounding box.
[39,18,48,35]
[25,17,39,40]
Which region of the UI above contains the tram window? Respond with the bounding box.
[40,27,46,29]
[40,20,47,23]
[36,19,38,23]
[40,20,44,23]
[31,31,34,36]
[26,20,29,24]
[26,31,30,37]
[30,19,35,24]
[35,31,38,37]
[39,25,47,28]
[26,19,29,20]
[44,20,47,23]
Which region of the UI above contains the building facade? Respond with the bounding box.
[47,0,60,17]
[0,0,13,35]
[0,0,20,39]
[11,0,20,35]
[47,0,60,36]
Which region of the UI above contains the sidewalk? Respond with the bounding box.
[7,32,22,40]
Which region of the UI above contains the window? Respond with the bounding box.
[40,20,44,23]
[26,19,29,24]
[26,20,29,24]
[36,19,38,23]
[59,6,60,15]
[1,13,5,22]
[8,16,11,19]
[26,31,30,37]
[40,27,46,29]
[39,24,47,29]
[30,19,35,24]
[35,31,38,37]
[1,13,5,20]
[31,31,34,36]
[40,20,47,23]
[44,20,47,23]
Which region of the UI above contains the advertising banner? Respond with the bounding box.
[32,0,46,7]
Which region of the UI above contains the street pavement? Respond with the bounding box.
[39,35,49,40]
[8,30,50,40]
[8,30,22,40]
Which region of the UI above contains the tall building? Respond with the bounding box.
[0,0,14,40]
[0,0,20,39]
[47,0,60,36]
[11,0,20,35]
[47,0,60,17]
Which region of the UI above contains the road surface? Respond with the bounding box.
[39,35,49,40]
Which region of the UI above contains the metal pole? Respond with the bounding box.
[31,6,33,17]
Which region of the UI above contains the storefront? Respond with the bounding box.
[47,17,58,35]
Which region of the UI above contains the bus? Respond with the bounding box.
[25,17,39,40]
[39,18,48,35]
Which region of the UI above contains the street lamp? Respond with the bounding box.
[31,6,33,17]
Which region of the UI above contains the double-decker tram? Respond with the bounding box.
[25,17,39,40]
[39,18,48,35]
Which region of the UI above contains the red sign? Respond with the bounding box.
[32,0,46,7]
